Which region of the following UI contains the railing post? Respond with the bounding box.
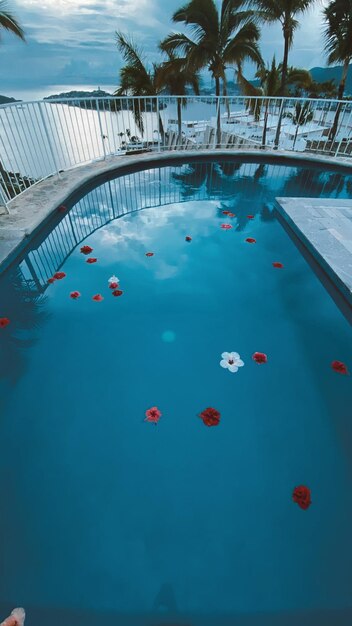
[38,102,61,177]
[96,99,106,160]
[156,97,161,153]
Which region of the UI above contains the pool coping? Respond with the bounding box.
[1,148,352,276]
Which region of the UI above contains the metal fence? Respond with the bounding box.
[0,95,351,206]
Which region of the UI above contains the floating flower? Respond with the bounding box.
[252,352,268,364]
[92,294,104,301]
[53,272,66,280]
[70,291,81,299]
[247,215,254,219]
[108,275,119,287]
[86,257,97,264]
[199,407,221,427]
[145,406,162,424]
[47,277,56,284]
[221,224,232,230]
[80,245,93,255]
[331,360,349,375]
[185,236,192,242]
[112,289,123,297]
[222,210,230,215]
[220,351,244,373]
[245,238,256,244]
[109,282,119,289]
[292,485,311,510]
[273,262,284,269]
[228,212,236,218]
[0,317,10,328]
[146,252,154,257]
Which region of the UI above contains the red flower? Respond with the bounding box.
[109,282,119,289]
[80,245,93,255]
[86,257,97,264]
[0,317,10,328]
[92,294,104,301]
[273,262,284,269]
[58,205,67,213]
[228,212,236,218]
[221,224,232,230]
[112,289,123,297]
[70,291,81,299]
[185,236,192,242]
[222,210,230,215]
[252,352,268,364]
[247,215,254,219]
[292,485,311,510]
[47,277,56,284]
[245,238,256,244]
[199,407,221,427]
[145,252,154,257]
[145,406,162,424]
[53,272,66,280]
[331,360,349,375]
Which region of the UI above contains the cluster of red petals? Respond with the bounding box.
[221,224,232,230]
[86,257,97,264]
[53,272,66,280]
[80,245,93,255]
[292,485,311,510]
[48,277,56,284]
[252,352,268,364]
[145,252,154,257]
[185,236,192,242]
[246,237,256,244]
[199,407,221,427]
[222,210,230,215]
[109,282,119,289]
[92,294,104,302]
[247,215,254,219]
[145,406,162,424]
[0,317,10,328]
[272,262,284,269]
[58,205,67,213]
[112,289,123,297]
[331,360,349,375]
[70,291,81,299]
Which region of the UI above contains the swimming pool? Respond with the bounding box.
[0,158,351,626]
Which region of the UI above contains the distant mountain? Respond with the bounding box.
[309,66,351,94]
[0,94,20,104]
[45,89,113,101]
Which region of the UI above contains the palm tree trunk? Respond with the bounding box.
[293,124,299,150]
[280,28,290,94]
[329,58,350,141]
[177,97,182,147]
[215,76,221,147]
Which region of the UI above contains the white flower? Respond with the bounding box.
[108,275,119,285]
[220,351,244,373]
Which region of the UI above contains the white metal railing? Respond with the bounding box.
[0,95,352,207]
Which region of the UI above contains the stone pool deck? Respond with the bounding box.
[276,197,352,310]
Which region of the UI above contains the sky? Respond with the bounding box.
[0,0,329,98]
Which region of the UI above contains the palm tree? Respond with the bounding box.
[160,0,262,146]
[323,0,352,140]
[285,100,313,148]
[250,0,317,94]
[0,0,25,42]
[156,52,200,146]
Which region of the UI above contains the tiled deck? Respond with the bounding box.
[276,197,352,310]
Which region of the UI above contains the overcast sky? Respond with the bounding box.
[0,0,329,96]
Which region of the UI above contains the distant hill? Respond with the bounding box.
[309,66,351,94]
[0,94,20,104]
[45,89,113,101]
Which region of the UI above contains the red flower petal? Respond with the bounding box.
[245,238,256,244]
[221,224,232,230]
[292,485,311,510]
[199,407,221,427]
[145,252,154,257]
[80,245,93,255]
[252,352,268,364]
[273,262,284,269]
[145,406,162,424]
[185,236,192,242]
[53,272,66,280]
[222,210,230,215]
[228,212,236,218]
[92,294,103,301]
[331,360,349,375]
[47,277,56,284]
[247,215,254,219]
[109,282,119,289]
[58,205,67,213]
[86,257,97,264]
[0,317,10,328]
[70,291,81,299]
[112,289,123,297]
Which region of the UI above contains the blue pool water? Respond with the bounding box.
[0,159,352,626]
